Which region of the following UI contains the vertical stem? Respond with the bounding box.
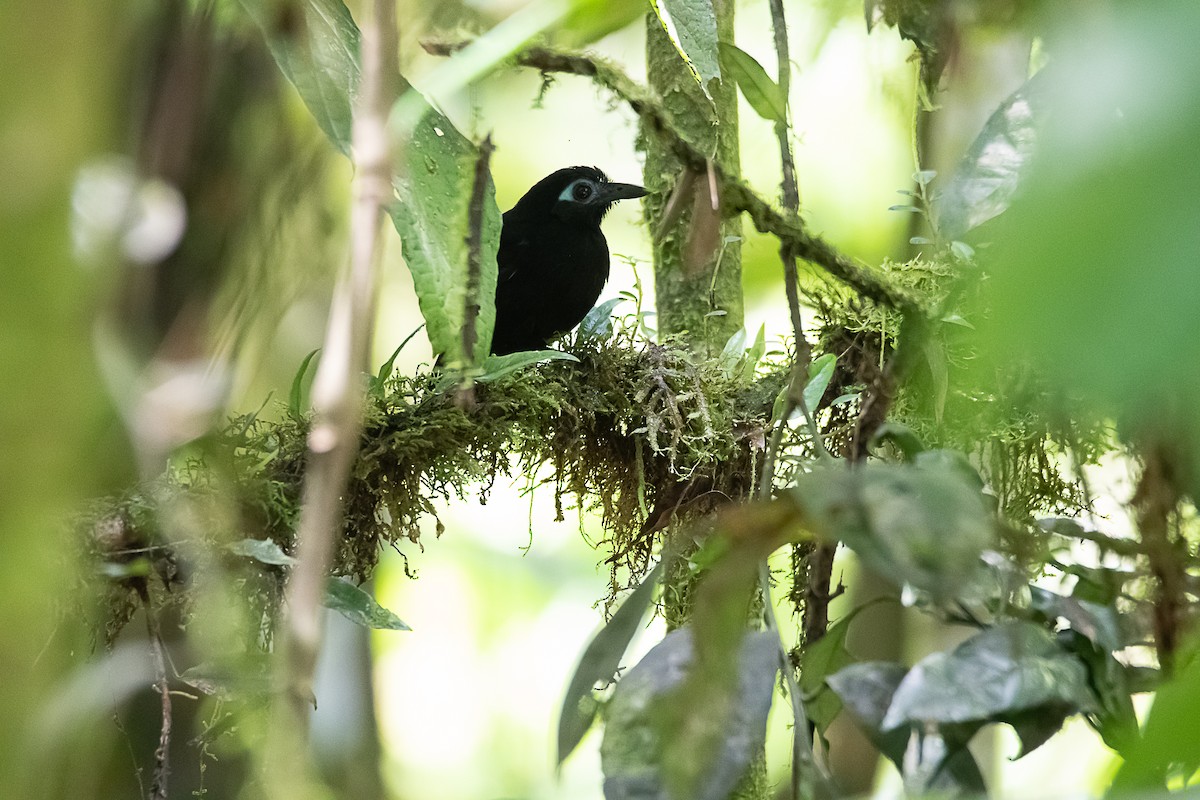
[270,0,396,784]
[643,1,743,354]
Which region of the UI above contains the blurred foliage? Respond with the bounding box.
[18,0,1200,798]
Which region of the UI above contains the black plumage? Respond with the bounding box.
[490,166,647,356]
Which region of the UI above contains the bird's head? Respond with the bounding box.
[510,166,647,226]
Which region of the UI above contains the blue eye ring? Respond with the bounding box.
[559,179,597,202]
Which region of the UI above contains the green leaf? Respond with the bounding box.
[934,78,1041,241]
[390,105,501,365]
[881,623,1097,738]
[577,297,626,341]
[227,538,296,567]
[650,0,721,94]
[369,325,424,397]
[828,662,987,794]
[600,629,778,800]
[719,42,787,122]
[800,602,877,735]
[719,327,747,375]
[975,5,1200,439]
[288,349,320,418]
[868,421,926,460]
[476,350,580,383]
[324,578,411,631]
[557,563,662,765]
[801,353,837,416]
[793,460,992,599]
[240,0,360,154]
[1108,650,1200,792]
[738,324,766,383]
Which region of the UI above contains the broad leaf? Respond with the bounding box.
[719,42,786,122]
[558,563,662,765]
[578,297,627,341]
[390,101,501,364]
[934,77,1042,241]
[324,578,411,631]
[600,628,778,800]
[828,661,986,794]
[794,460,993,598]
[882,622,1096,754]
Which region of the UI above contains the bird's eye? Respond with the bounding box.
[572,181,595,201]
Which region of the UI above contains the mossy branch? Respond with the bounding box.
[422,42,925,317]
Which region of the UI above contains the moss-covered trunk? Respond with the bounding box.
[643,3,743,355]
[641,6,769,799]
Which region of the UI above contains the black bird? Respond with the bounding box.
[490,166,647,356]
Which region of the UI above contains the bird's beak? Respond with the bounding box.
[600,182,648,203]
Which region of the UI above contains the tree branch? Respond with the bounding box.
[421,41,924,317]
[457,133,495,408]
[275,0,396,747]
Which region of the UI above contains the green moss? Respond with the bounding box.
[80,331,787,644]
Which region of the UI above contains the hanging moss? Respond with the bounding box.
[78,331,788,644]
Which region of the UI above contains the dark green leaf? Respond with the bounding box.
[868,421,926,459]
[828,662,987,793]
[227,538,296,567]
[651,0,721,92]
[600,629,778,800]
[882,623,1096,740]
[476,350,580,383]
[1056,630,1139,755]
[719,42,787,122]
[324,578,411,631]
[558,563,662,766]
[1028,586,1125,652]
[288,349,320,418]
[793,460,992,598]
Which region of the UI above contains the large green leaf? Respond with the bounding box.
[975,2,1200,453]
[793,459,993,599]
[650,0,721,93]
[390,99,500,363]
[600,628,778,800]
[828,662,986,794]
[881,623,1096,747]
[245,0,502,363]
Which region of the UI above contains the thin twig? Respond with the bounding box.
[457,133,495,408]
[135,579,171,800]
[276,0,396,743]
[421,41,924,317]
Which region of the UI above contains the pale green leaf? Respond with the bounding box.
[719,42,786,122]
